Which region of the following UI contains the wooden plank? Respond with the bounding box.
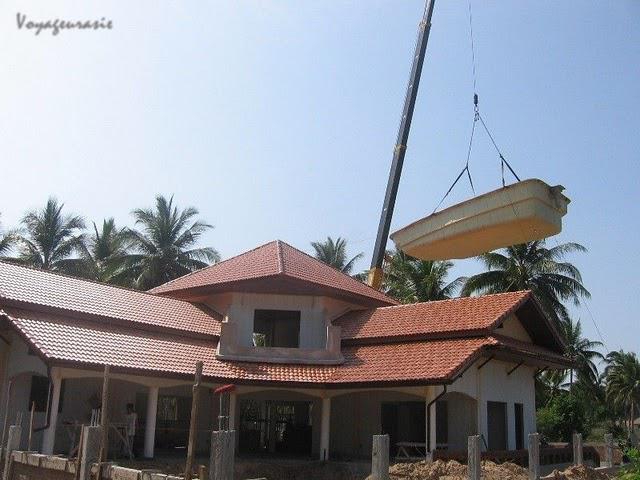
[27,402,35,451]
[97,365,110,480]
[184,361,203,480]
[528,433,540,480]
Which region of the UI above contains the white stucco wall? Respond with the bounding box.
[448,357,536,451]
[498,314,533,342]
[209,292,355,350]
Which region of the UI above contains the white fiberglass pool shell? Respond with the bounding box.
[390,179,570,260]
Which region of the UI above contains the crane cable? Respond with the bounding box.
[432,0,521,214]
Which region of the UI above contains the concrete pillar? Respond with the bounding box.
[79,426,102,480]
[3,426,21,480]
[429,400,437,452]
[468,435,481,480]
[528,433,540,480]
[209,430,235,480]
[319,397,330,461]
[144,386,159,458]
[371,435,389,480]
[41,374,62,455]
[228,392,236,431]
[603,433,613,468]
[572,433,583,466]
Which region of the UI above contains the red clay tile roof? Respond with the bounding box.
[0,261,222,337]
[3,306,566,386]
[488,334,573,367]
[335,291,532,341]
[149,241,396,307]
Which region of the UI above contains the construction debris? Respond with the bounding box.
[543,464,612,480]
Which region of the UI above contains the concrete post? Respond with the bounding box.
[144,386,159,458]
[371,434,389,480]
[572,433,583,466]
[42,375,62,454]
[3,426,21,480]
[603,433,613,468]
[79,426,102,480]
[208,430,235,480]
[528,433,540,480]
[228,393,236,431]
[319,397,331,461]
[429,401,437,453]
[468,435,481,480]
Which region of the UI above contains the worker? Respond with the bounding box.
[125,403,137,456]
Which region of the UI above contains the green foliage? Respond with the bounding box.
[0,213,16,256]
[15,197,87,275]
[122,195,220,290]
[537,392,588,442]
[382,249,465,303]
[462,240,590,324]
[619,448,640,479]
[605,350,640,436]
[311,236,363,275]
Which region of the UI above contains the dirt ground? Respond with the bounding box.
[120,457,616,480]
[363,460,615,480]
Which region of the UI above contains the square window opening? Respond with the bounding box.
[253,309,300,348]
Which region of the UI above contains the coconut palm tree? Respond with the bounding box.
[559,318,604,387]
[311,237,364,275]
[605,350,640,436]
[79,218,132,284]
[0,214,16,257]
[15,198,87,274]
[461,240,590,324]
[383,250,465,303]
[123,195,220,290]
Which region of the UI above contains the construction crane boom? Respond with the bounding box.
[368,0,436,290]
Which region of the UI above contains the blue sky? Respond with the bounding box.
[1,1,638,353]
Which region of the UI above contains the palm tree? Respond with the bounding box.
[0,214,16,257]
[79,218,132,284]
[123,195,220,290]
[559,318,604,387]
[311,237,364,275]
[15,198,87,274]
[605,350,640,436]
[461,240,590,324]
[383,250,465,303]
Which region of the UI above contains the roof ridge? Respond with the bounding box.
[150,240,280,292]
[0,259,199,306]
[277,240,398,304]
[369,290,531,311]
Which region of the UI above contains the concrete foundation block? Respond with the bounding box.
[3,426,22,480]
[111,466,141,480]
[148,473,168,480]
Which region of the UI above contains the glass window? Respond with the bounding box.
[253,310,300,348]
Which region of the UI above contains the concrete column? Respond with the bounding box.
[429,401,437,452]
[228,392,237,431]
[319,397,331,461]
[144,386,159,458]
[41,374,62,455]
[572,433,583,466]
[3,426,21,480]
[603,433,613,468]
[371,435,389,480]
[528,433,540,480]
[79,426,102,480]
[209,430,235,480]
[468,435,481,480]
